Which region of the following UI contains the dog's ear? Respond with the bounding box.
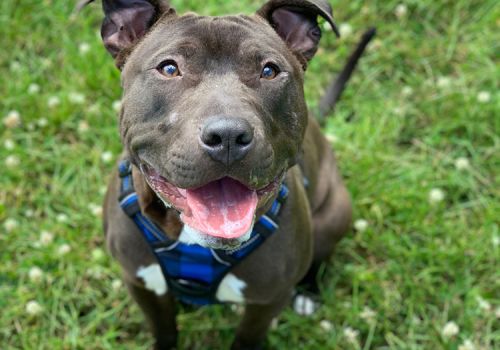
[257,0,339,64]
[79,0,173,66]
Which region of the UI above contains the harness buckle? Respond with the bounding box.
[169,278,213,298]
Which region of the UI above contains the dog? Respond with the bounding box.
[81,0,373,348]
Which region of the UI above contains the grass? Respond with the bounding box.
[1,0,498,349]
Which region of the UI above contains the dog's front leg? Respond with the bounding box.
[231,291,292,350]
[126,282,178,350]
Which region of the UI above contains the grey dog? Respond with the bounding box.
[81,0,373,348]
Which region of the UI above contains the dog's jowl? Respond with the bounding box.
[88,0,353,349]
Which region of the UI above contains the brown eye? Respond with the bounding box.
[261,64,279,80]
[157,60,181,78]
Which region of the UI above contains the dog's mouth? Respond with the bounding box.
[140,163,282,240]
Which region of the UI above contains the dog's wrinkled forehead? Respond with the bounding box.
[86,0,338,70]
[124,14,298,74]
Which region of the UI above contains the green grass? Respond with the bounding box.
[1,0,498,349]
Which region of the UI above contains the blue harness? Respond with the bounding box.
[118,160,288,305]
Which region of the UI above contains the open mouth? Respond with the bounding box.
[141,163,282,240]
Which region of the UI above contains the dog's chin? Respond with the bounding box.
[179,223,253,250]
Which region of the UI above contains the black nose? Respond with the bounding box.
[200,116,254,165]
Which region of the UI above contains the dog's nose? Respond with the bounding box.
[200,116,254,165]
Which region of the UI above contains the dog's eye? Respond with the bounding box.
[261,64,279,80]
[157,61,181,78]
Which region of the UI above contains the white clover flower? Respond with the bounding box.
[354,219,369,232]
[41,58,52,68]
[25,301,43,315]
[37,118,48,127]
[69,92,86,105]
[79,42,91,55]
[477,91,491,103]
[29,266,44,283]
[88,203,103,217]
[360,306,376,321]
[293,294,317,315]
[101,151,114,164]
[47,96,61,108]
[342,301,352,309]
[3,110,21,128]
[78,120,90,133]
[321,21,332,32]
[4,139,15,150]
[458,339,475,350]
[88,103,101,114]
[111,279,123,291]
[437,76,451,88]
[4,218,19,232]
[325,133,338,144]
[493,234,499,247]
[5,155,20,168]
[368,38,382,52]
[112,100,122,112]
[454,157,470,171]
[339,23,353,38]
[270,318,279,330]
[87,266,104,279]
[56,213,69,223]
[99,186,108,195]
[57,243,71,256]
[402,86,413,96]
[343,326,359,343]
[25,209,34,218]
[393,106,405,116]
[476,296,491,312]
[441,321,459,338]
[360,6,370,15]
[320,319,333,332]
[28,83,40,94]
[39,231,54,246]
[429,188,445,204]
[495,306,500,319]
[230,304,244,315]
[395,4,408,19]
[10,61,21,72]
[91,248,105,262]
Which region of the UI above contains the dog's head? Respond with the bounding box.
[92,0,337,248]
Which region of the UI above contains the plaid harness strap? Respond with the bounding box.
[118,160,288,305]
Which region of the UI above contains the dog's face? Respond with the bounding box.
[96,0,338,248]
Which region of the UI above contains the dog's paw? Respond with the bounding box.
[292,293,319,316]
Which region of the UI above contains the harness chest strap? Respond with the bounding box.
[117,159,289,305]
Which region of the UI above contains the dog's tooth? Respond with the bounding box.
[160,197,172,208]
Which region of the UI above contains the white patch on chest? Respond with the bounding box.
[136,264,168,296]
[216,273,247,303]
[179,223,253,249]
[178,224,204,246]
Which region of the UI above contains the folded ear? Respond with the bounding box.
[257,0,339,63]
[80,0,172,65]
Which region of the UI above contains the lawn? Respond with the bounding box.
[1,0,498,349]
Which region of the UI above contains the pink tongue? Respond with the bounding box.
[181,178,258,239]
